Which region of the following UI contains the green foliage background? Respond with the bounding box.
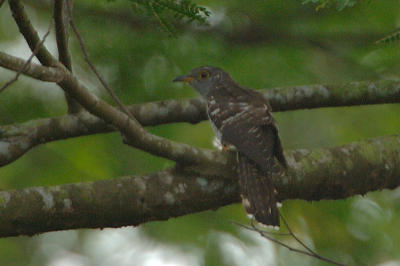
[1,0,400,265]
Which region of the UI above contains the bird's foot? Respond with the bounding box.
[222,144,230,152]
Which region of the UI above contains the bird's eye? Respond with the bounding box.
[199,70,210,79]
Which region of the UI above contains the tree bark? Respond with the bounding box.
[1,134,399,238]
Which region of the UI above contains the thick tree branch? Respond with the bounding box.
[265,80,400,111]
[1,134,399,238]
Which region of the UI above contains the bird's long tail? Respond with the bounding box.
[237,152,280,227]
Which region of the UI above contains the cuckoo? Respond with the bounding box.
[173,66,287,227]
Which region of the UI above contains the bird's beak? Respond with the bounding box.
[172,74,195,83]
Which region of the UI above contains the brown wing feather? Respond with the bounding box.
[222,121,276,173]
[207,85,285,172]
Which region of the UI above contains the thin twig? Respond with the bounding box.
[280,214,345,265]
[279,214,316,255]
[232,221,316,257]
[232,220,346,266]
[65,0,134,120]
[0,22,52,92]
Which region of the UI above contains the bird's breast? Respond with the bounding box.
[206,105,223,141]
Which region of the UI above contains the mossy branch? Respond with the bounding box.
[0,134,399,238]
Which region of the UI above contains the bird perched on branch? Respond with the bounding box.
[173,66,287,227]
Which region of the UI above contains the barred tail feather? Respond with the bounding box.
[238,152,280,227]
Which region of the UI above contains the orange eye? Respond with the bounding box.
[199,70,210,79]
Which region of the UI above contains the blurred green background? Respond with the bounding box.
[1,0,400,265]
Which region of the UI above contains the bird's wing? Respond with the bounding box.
[223,116,276,173]
[208,87,285,172]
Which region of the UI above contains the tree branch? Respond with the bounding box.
[0,97,205,166]
[1,134,399,238]
[6,1,217,167]
[0,52,215,169]
[8,0,57,66]
[1,48,399,113]
[1,66,400,167]
[10,0,82,112]
[233,221,345,266]
[56,69,224,166]
[0,52,65,83]
[2,48,399,112]
[265,80,400,111]
[2,9,400,169]
[53,0,82,113]
[54,0,72,70]
[65,1,189,167]
[66,0,134,119]
[0,24,52,92]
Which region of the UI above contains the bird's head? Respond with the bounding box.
[173,66,229,97]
